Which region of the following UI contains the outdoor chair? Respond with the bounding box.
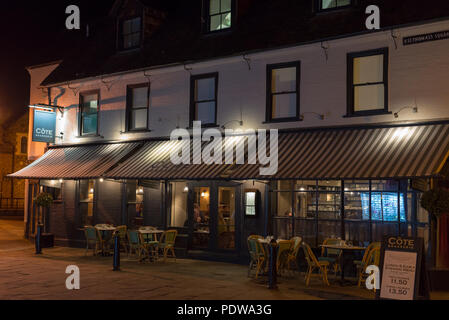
[276,240,294,276]
[158,230,178,262]
[114,225,128,254]
[355,242,381,288]
[96,229,114,256]
[302,242,331,286]
[286,236,302,273]
[138,232,159,262]
[84,226,101,256]
[247,236,267,279]
[128,230,143,259]
[320,238,343,276]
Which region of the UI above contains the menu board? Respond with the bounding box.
[377,236,429,300]
[380,250,417,300]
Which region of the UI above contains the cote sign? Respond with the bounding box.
[32,109,56,143]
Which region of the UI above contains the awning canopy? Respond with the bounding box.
[106,122,449,180]
[9,142,142,179]
[10,122,449,181]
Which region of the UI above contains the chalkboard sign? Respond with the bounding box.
[377,236,430,300]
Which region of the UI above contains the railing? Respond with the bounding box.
[0,198,25,210]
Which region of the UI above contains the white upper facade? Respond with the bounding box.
[28,18,449,157]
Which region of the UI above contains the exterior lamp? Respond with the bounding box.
[99,178,104,183]
[183,186,189,193]
[59,179,63,183]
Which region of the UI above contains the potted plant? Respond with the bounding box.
[34,192,54,248]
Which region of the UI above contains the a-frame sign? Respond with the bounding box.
[377,236,430,300]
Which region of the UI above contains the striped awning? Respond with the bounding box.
[10,122,449,181]
[9,142,142,179]
[106,122,449,180]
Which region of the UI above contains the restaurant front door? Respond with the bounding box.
[187,181,241,253]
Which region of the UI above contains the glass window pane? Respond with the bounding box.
[295,191,316,218]
[221,0,232,12]
[131,18,141,33]
[345,192,363,220]
[196,102,216,124]
[272,67,296,93]
[123,20,132,34]
[82,114,97,134]
[353,54,384,84]
[210,0,220,15]
[195,78,216,101]
[131,109,147,130]
[132,87,148,108]
[354,84,384,111]
[82,94,98,114]
[170,182,188,227]
[318,192,341,219]
[221,12,232,29]
[322,0,336,9]
[338,0,351,6]
[272,93,297,119]
[210,15,221,31]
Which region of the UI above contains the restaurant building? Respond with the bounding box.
[11,0,449,266]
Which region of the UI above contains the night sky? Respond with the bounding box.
[0,1,114,128]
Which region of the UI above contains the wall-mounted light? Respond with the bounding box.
[89,188,94,194]
[59,179,63,183]
[99,178,104,183]
[221,120,244,130]
[394,106,418,118]
[183,186,189,193]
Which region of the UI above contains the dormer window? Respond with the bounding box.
[121,17,142,50]
[319,0,352,11]
[205,0,234,33]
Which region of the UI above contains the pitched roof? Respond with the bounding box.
[41,0,449,86]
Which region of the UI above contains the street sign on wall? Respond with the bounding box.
[32,109,57,143]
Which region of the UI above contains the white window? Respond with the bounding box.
[208,0,232,32]
[348,49,388,115]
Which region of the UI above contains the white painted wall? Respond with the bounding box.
[38,19,449,145]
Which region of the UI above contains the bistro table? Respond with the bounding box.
[138,229,164,243]
[320,243,366,286]
[95,225,116,256]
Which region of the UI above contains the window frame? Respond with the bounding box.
[347,47,389,117]
[126,83,150,132]
[79,90,100,137]
[119,16,143,51]
[266,61,301,123]
[317,0,353,12]
[189,72,219,127]
[203,0,236,34]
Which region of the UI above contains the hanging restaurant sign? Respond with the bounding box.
[377,236,430,300]
[32,109,57,143]
[403,30,449,46]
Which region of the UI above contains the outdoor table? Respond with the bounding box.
[320,244,366,286]
[138,229,164,243]
[95,226,116,256]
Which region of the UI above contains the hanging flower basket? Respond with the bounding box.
[35,192,54,208]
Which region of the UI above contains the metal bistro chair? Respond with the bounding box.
[247,235,266,279]
[302,242,331,286]
[276,240,294,277]
[320,238,343,276]
[128,230,143,260]
[354,242,381,288]
[286,236,302,273]
[158,230,178,262]
[84,226,101,256]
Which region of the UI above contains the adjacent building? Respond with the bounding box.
[11,0,449,266]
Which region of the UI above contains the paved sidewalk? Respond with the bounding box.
[0,246,378,300]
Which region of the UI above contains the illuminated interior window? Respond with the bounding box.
[209,0,232,32]
[122,17,141,49]
[320,0,351,10]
